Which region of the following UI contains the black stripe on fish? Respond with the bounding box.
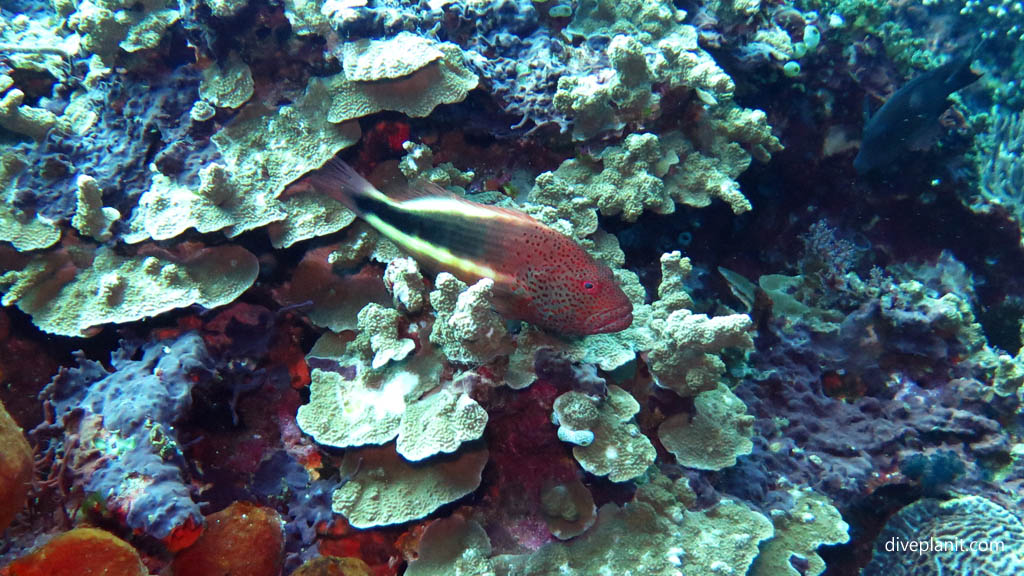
[353,193,493,262]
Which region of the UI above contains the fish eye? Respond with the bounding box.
[581,280,597,293]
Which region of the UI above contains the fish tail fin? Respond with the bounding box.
[944,40,985,92]
[307,157,391,216]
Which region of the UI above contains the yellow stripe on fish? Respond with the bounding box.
[363,212,511,285]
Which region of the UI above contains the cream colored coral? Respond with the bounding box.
[341,32,444,82]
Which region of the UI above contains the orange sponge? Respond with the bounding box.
[0,400,32,533]
[0,527,147,576]
[172,501,284,576]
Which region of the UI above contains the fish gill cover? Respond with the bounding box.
[0,0,1023,575]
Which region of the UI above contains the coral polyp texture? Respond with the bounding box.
[3,0,1024,574]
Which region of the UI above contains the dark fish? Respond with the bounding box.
[854,43,983,174]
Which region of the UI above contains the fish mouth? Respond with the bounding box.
[588,304,634,334]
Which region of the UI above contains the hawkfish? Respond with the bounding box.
[311,159,634,335]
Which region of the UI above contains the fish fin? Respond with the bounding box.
[943,40,985,92]
[718,266,757,312]
[390,178,461,201]
[306,157,392,216]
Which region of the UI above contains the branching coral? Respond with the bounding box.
[529,127,773,221]
[0,75,57,141]
[647,253,754,398]
[384,256,427,314]
[647,309,754,397]
[67,0,180,62]
[971,105,1024,248]
[71,175,120,241]
[429,274,512,365]
[355,303,416,370]
[399,141,475,190]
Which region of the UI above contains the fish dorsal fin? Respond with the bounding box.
[389,178,460,201]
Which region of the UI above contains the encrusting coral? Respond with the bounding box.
[320,39,479,124]
[658,383,755,471]
[751,488,851,576]
[0,243,258,337]
[552,385,656,482]
[331,442,489,528]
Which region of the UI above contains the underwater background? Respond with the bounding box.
[1,0,1024,574]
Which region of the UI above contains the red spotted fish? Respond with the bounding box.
[311,159,633,335]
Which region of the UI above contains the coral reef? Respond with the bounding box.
[331,443,488,528]
[551,385,656,482]
[2,0,1024,574]
[971,105,1024,247]
[1,243,259,337]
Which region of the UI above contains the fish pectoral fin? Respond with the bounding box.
[492,282,531,317]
